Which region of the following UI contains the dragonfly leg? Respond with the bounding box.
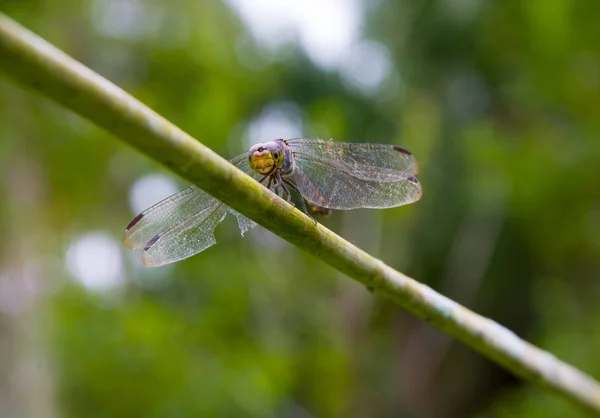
[278,173,292,202]
[263,174,285,199]
[283,179,317,226]
[270,172,293,203]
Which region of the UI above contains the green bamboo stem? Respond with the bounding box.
[0,12,598,414]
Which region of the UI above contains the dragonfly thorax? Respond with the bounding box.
[247,140,287,175]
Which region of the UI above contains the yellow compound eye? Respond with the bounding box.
[249,152,276,175]
[272,151,284,166]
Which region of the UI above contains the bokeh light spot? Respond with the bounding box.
[65,233,125,292]
[340,40,393,95]
[128,173,179,215]
[246,102,304,147]
[225,0,362,70]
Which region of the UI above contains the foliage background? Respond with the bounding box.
[1,0,599,417]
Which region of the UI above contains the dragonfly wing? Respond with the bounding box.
[286,139,422,210]
[141,152,263,266]
[142,201,228,266]
[124,185,217,250]
[286,138,420,177]
[227,208,257,235]
[290,163,422,210]
[124,152,258,259]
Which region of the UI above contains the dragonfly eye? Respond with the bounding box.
[272,150,285,166]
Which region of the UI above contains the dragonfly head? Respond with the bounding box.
[248,141,285,175]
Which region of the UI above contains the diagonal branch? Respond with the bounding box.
[0,12,599,414]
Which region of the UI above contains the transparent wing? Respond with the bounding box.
[123,185,215,250]
[227,207,257,235]
[286,139,422,210]
[124,153,259,266]
[286,138,420,177]
[142,201,228,266]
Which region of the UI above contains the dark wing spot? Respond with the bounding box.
[407,175,419,184]
[394,146,412,155]
[144,234,161,251]
[126,213,145,231]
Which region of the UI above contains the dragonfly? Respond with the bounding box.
[124,138,422,267]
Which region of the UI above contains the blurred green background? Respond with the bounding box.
[1,0,599,417]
